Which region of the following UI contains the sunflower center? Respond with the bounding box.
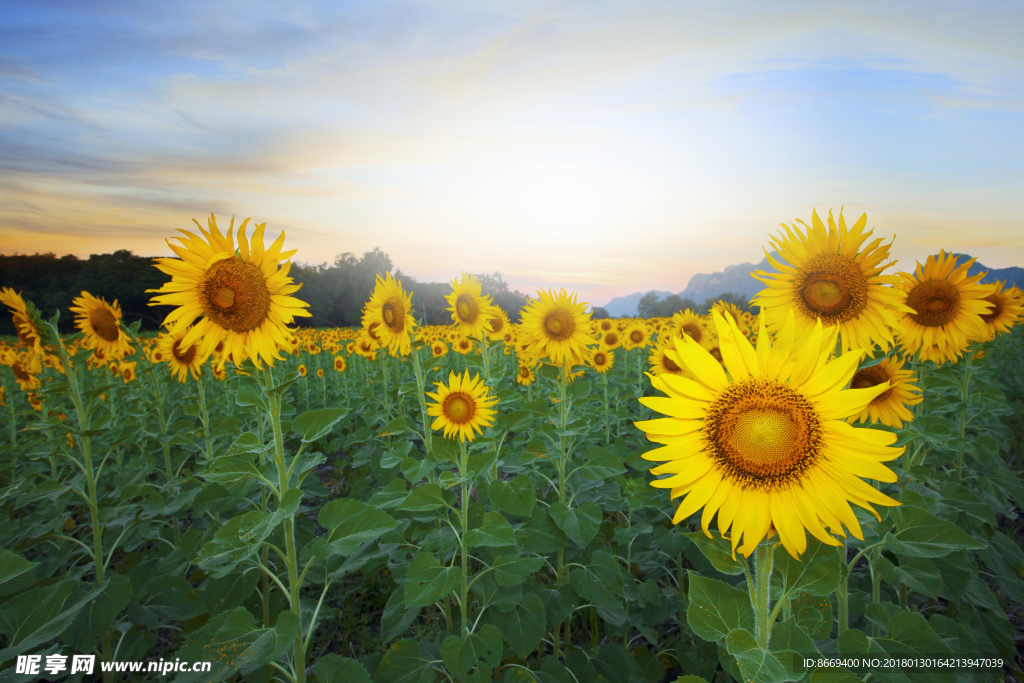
[489,315,504,333]
[544,311,574,341]
[704,378,822,489]
[520,366,531,378]
[794,253,868,323]
[382,300,405,332]
[662,354,681,373]
[444,393,474,423]
[12,361,29,382]
[979,294,1003,324]
[594,351,607,366]
[600,321,613,332]
[906,279,961,328]
[89,307,121,343]
[456,295,478,323]
[172,339,197,366]
[603,332,618,346]
[708,346,723,363]
[199,258,271,333]
[13,313,34,347]
[681,323,702,342]
[630,330,643,343]
[850,365,893,404]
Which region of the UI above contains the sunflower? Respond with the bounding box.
[148,213,311,369]
[70,292,134,360]
[453,335,475,355]
[485,307,511,342]
[893,251,994,365]
[333,355,347,373]
[363,272,416,356]
[431,341,448,358]
[515,364,536,386]
[298,364,308,377]
[977,281,1023,338]
[711,300,743,327]
[0,288,48,357]
[589,348,615,373]
[157,327,209,382]
[119,361,137,383]
[4,350,41,391]
[635,310,903,560]
[846,356,923,429]
[597,319,615,334]
[670,310,705,345]
[649,343,686,377]
[316,368,324,378]
[447,273,493,339]
[599,329,621,350]
[752,209,912,356]
[622,323,650,351]
[426,370,499,442]
[27,393,42,412]
[212,364,227,381]
[519,289,594,368]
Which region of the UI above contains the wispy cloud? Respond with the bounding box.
[1,0,1022,305]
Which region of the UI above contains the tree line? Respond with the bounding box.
[0,249,755,336]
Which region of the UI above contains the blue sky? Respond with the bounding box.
[1,0,1022,306]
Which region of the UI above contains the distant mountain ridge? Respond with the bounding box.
[599,252,1022,317]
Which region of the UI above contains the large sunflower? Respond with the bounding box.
[0,288,48,357]
[426,370,499,442]
[519,289,594,368]
[635,310,903,560]
[485,307,510,342]
[752,209,912,356]
[977,281,1023,338]
[622,322,650,351]
[148,214,310,369]
[670,309,706,345]
[447,273,493,339]
[892,251,993,365]
[847,355,922,429]
[157,327,210,382]
[70,292,134,360]
[362,272,416,356]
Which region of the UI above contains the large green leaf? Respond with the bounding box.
[403,553,462,608]
[317,654,372,683]
[684,532,747,576]
[441,624,502,677]
[375,639,437,683]
[548,501,602,547]
[466,511,516,548]
[63,574,133,652]
[398,483,446,512]
[875,556,942,599]
[202,456,262,484]
[725,628,801,683]
[500,593,547,658]
[686,573,754,643]
[320,499,399,554]
[486,547,545,587]
[170,608,297,682]
[568,550,623,611]
[886,506,985,558]
[837,612,954,683]
[578,445,627,480]
[0,579,109,660]
[380,585,421,644]
[0,549,36,586]
[774,538,843,597]
[515,508,567,553]
[292,407,348,443]
[489,475,536,517]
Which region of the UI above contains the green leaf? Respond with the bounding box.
[686,572,754,642]
[466,511,516,548]
[578,446,627,480]
[236,377,271,412]
[886,505,986,558]
[293,407,348,443]
[876,556,942,599]
[317,654,372,683]
[63,574,133,653]
[837,612,954,682]
[380,416,410,437]
[404,553,462,608]
[770,618,816,655]
[724,628,800,683]
[169,607,283,682]
[399,483,447,512]
[0,549,36,586]
[223,431,270,457]
[441,624,503,677]
[0,579,109,661]
[487,547,545,587]
[791,592,833,641]
[568,550,623,611]
[202,456,262,484]
[684,532,747,576]
[264,370,302,395]
[320,499,399,554]
[375,638,436,683]
[489,475,536,517]
[500,593,547,658]
[548,501,602,547]
[515,509,567,553]
[774,537,843,597]
[431,438,460,464]
[381,585,421,644]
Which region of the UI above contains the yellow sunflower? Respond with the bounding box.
[431,341,448,358]
[426,370,499,442]
[212,364,227,381]
[515,364,536,386]
[622,323,650,351]
[599,329,622,350]
[148,213,311,369]
[0,288,48,357]
[670,309,705,345]
[453,335,475,355]
[519,289,594,368]
[70,292,134,360]
[711,300,743,327]
[636,310,903,560]
[316,368,324,378]
[157,328,209,382]
[597,319,615,334]
[333,355,347,373]
[847,356,923,429]
[893,251,994,365]
[362,272,416,356]
[4,349,41,391]
[648,343,686,377]
[119,361,138,383]
[447,273,493,339]
[977,281,1023,338]
[485,307,511,342]
[589,348,615,374]
[752,209,912,356]
[298,364,308,376]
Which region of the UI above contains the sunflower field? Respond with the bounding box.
[2,210,1023,683]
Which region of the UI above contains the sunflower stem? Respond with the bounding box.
[459,438,470,636]
[410,344,434,478]
[837,537,850,637]
[753,541,774,649]
[601,373,610,444]
[196,375,213,465]
[956,347,974,483]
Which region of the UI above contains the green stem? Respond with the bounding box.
[837,538,849,636]
[753,541,774,649]
[196,376,212,464]
[957,348,973,483]
[459,439,470,636]
[601,374,610,444]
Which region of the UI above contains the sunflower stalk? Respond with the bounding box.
[196,375,213,465]
[752,540,775,649]
[956,347,974,483]
[458,438,471,636]
[409,343,434,480]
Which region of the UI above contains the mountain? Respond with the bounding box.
[602,290,673,318]
[597,251,1022,318]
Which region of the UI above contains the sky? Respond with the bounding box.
[1,0,1022,308]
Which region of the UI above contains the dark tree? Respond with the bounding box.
[591,306,610,319]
